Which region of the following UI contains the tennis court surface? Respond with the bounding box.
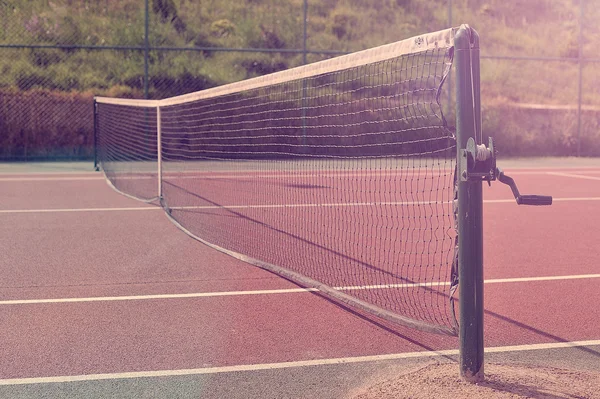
[1,159,600,398]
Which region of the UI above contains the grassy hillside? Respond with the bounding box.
[1,0,599,158]
[0,0,593,98]
[0,0,455,96]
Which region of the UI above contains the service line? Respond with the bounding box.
[1,196,599,214]
[1,274,599,306]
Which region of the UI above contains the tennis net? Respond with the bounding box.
[96,100,159,202]
[95,27,459,336]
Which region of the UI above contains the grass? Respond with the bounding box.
[0,0,599,157]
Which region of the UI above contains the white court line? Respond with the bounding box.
[165,171,454,180]
[1,196,598,214]
[170,200,449,211]
[528,197,600,202]
[2,274,599,306]
[0,202,444,215]
[135,169,600,180]
[505,169,600,174]
[546,172,600,181]
[337,273,600,291]
[0,288,316,305]
[0,340,599,386]
[0,171,96,176]
[0,207,158,214]
[0,176,103,182]
[0,170,598,183]
[485,197,600,203]
[550,170,600,174]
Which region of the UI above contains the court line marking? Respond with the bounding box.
[168,200,451,211]
[0,207,158,214]
[164,170,600,179]
[168,196,600,209]
[1,169,600,182]
[0,176,104,182]
[1,196,599,214]
[546,172,600,181]
[2,274,599,305]
[486,197,600,203]
[0,171,96,176]
[1,340,599,386]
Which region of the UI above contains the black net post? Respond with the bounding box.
[455,25,484,382]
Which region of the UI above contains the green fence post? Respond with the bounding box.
[455,25,484,382]
[303,0,308,65]
[144,0,150,99]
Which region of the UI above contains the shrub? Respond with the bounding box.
[0,89,94,160]
[210,19,236,38]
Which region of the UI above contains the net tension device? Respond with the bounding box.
[459,137,553,206]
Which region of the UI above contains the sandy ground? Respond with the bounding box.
[350,362,600,399]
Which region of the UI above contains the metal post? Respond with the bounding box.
[93,98,99,171]
[144,0,150,99]
[157,105,162,199]
[455,25,484,383]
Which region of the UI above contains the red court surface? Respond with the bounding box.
[1,159,599,398]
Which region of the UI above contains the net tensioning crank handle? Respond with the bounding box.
[517,195,553,206]
[496,168,552,206]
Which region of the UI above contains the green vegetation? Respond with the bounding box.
[2,0,589,97]
[1,0,599,158]
[0,0,313,95]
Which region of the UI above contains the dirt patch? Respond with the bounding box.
[350,362,600,399]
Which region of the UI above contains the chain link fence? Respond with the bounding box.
[1,0,599,160]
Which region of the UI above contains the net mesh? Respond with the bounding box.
[96,103,159,202]
[96,28,459,335]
